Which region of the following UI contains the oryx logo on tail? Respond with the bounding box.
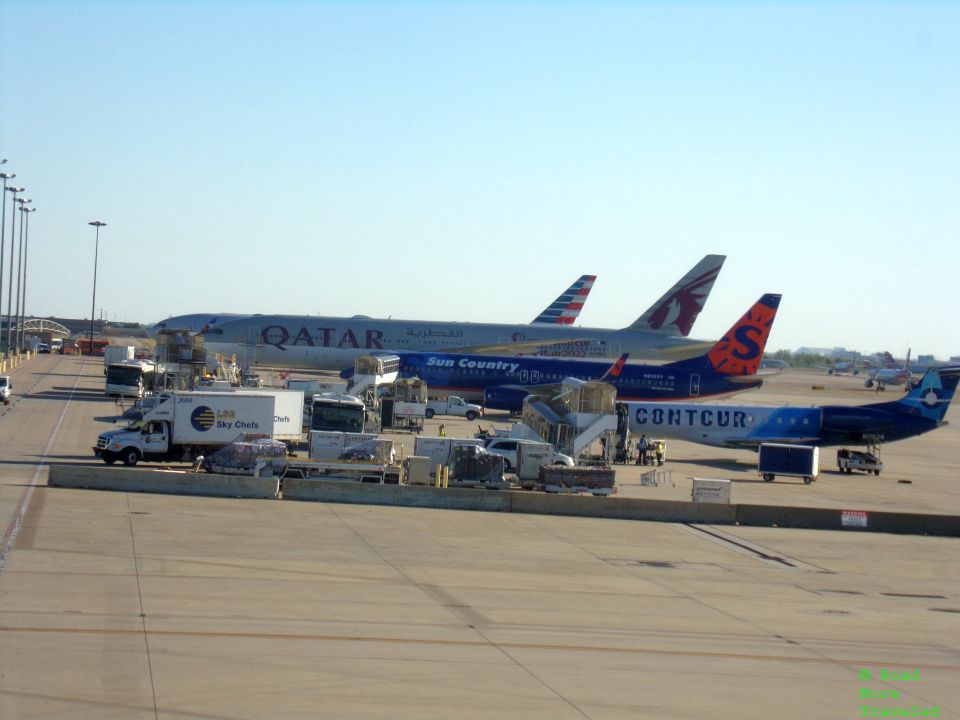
[629,254,726,336]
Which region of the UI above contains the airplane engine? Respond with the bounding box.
[820,406,894,435]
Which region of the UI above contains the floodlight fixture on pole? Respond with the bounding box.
[88,221,107,356]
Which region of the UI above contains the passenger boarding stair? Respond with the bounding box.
[520,379,620,462]
[348,355,401,408]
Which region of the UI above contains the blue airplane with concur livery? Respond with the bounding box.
[357,293,781,412]
[624,365,960,449]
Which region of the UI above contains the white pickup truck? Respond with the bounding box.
[425,396,483,421]
[482,437,574,475]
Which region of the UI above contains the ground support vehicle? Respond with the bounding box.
[102,345,135,371]
[532,465,616,496]
[425,396,483,421]
[94,391,277,466]
[381,378,428,433]
[414,437,484,468]
[837,448,883,475]
[0,375,10,405]
[758,443,820,484]
[202,437,289,476]
[281,460,401,484]
[310,392,372,433]
[482,437,574,474]
[105,359,157,399]
[308,431,385,461]
[448,444,509,489]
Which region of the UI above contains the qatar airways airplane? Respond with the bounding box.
[160,254,727,371]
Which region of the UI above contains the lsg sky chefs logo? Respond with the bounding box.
[190,406,216,432]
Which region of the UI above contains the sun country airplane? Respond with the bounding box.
[624,365,959,449]
[149,274,602,336]
[356,293,781,411]
[197,254,727,371]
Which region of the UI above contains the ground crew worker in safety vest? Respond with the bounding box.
[636,435,648,465]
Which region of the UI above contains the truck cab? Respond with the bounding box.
[0,375,10,405]
[96,419,173,466]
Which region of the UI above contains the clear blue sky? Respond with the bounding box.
[1,1,957,359]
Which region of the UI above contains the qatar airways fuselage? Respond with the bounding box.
[202,315,717,371]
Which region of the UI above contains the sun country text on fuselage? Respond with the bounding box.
[378,293,781,411]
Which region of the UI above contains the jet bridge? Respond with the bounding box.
[520,379,620,462]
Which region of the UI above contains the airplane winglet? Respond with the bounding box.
[600,353,630,380]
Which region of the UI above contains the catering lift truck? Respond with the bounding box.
[380,377,427,433]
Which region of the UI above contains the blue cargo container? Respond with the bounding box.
[757,443,819,485]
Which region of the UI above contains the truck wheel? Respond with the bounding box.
[873,469,880,476]
[102,452,116,465]
[121,449,140,467]
[465,411,478,421]
[763,473,774,482]
[425,408,435,419]
[803,476,813,485]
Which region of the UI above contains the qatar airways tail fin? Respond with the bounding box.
[667,294,782,377]
[531,275,597,325]
[627,254,726,336]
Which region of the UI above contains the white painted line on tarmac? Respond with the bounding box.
[0,366,85,574]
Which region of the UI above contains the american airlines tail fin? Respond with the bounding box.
[627,254,726,336]
[667,294,781,377]
[599,353,630,381]
[531,275,597,325]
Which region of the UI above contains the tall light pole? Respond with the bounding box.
[3,185,23,354]
[88,221,107,356]
[0,171,14,344]
[18,207,35,353]
[13,200,31,352]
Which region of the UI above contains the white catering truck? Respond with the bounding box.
[94,391,280,466]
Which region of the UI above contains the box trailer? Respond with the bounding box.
[758,443,819,484]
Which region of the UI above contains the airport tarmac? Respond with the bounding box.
[1,355,958,718]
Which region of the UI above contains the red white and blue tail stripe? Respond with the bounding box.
[531,275,597,325]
